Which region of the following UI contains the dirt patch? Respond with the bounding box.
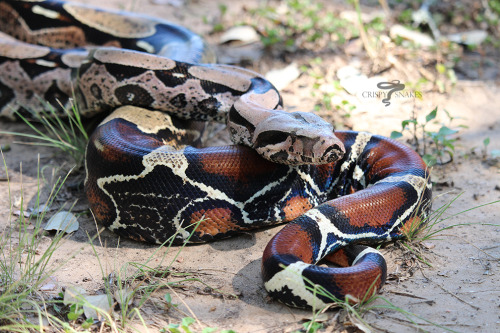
[1,1,499,332]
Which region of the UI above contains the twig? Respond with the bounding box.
[385,290,431,301]
[353,0,377,60]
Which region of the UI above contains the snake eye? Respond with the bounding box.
[254,131,290,149]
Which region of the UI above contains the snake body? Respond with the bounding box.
[0,0,431,308]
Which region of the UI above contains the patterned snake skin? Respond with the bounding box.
[0,0,432,307]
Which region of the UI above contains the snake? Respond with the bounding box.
[0,0,432,308]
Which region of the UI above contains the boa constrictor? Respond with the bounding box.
[0,0,432,308]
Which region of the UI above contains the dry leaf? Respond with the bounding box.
[390,24,435,48]
[64,286,87,305]
[446,30,487,45]
[220,26,259,45]
[44,211,79,233]
[83,294,112,320]
[114,287,135,307]
[265,63,300,91]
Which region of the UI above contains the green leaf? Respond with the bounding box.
[436,63,446,74]
[82,318,94,329]
[218,4,227,16]
[181,317,195,332]
[212,23,224,33]
[422,154,437,167]
[67,312,77,321]
[401,119,417,128]
[202,328,218,333]
[425,108,438,123]
[53,304,61,314]
[67,306,83,321]
[437,126,458,136]
[167,324,181,333]
[426,131,438,141]
[425,152,437,162]
[483,137,490,147]
[164,293,178,308]
[443,140,456,151]
[390,131,403,139]
[303,320,323,333]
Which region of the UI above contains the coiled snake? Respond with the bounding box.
[0,0,431,308]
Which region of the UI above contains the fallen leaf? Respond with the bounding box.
[13,210,30,217]
[265,63,300,91]
[44,211,79,233]
[446,30,487,46]
[421,242,435,249]
[29,203,51,217]
[64,286,87,305]
[82,294,112,320]
[220,26,259,45]
[390,24,435,48]
[217,43,263,64]
[39,276,59,292]
[114,287,135,307]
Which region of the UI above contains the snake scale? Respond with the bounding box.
[0,0,431,308]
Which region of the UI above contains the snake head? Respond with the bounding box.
[252,111,345,165]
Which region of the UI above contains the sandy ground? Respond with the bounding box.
[0,0,499,332]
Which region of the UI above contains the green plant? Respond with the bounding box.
[391,107,466,166]
[161,316,228,333]
[0,153,83,332]
[391,184,500,271]
[282,186,500,332]
[397,8,414,25]
[300,58,355,120]
[288,263,462,332]
[301,320,323,333]
[435,63,458,93]
[0,98,89,169]
[52,218,240,332]
[164,292,178,310]
[67,304,84,321]
[0,152,226,332]
[163,316,196,333]
[78,230,188,330]
[251,0,353,52]
[203,4,228,33]
[482,137,500,158]
[403,193,500,244]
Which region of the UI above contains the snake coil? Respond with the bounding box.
[0,0,431,307]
